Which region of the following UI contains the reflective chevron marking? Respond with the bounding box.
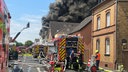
[59,38,66,61]
[78,38,84,54]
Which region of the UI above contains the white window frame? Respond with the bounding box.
[97,17,100,30]
[105,38,110,55]
[106,12,110,27]
[96,39,100,51]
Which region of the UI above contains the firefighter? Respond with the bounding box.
[95,50,100,70]
[69,50,75,69]
[39,51,45,58]
[77,50,83,70]
[13,50,18,60]
[73,53,79,70]
[53,53,57,62]
[66,55,70,69]
[70,50,75,60]
[9,48,13,60]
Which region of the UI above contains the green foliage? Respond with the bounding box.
[25,40,33,47]
[15,41,24,46]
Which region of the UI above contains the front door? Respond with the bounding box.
[122,49,128,71]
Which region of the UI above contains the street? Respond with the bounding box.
[8,55,48,72]
[8,55,91,72]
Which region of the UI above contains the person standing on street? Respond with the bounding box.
[77,50,83,69]
[95,50,100,70]
[70,50,75,61]
[70,50,75,69]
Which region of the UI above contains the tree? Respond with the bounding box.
[15,41,24,46]
[24,40,33,47]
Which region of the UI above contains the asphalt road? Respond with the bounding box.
[8,55,89,72]
[8,56,48,72]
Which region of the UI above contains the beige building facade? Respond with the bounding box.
[92,0,128,71]
[92,0,116,70]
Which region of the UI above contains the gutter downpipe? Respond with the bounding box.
[115,0,118,70]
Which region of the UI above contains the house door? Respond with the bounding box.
[122,49,128,71]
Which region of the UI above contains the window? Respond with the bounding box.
[106,12,110,27]
[4,8,8,23]
[97,17,100,30]
[105,38,110,55]
[96,39,100,51]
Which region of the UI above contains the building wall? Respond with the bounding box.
[116,0,128,71]
[71,22,92,62]
[93,1,116,31]
[92,33,115,69]
[92,0,116,70]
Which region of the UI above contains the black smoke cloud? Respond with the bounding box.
[44,0,98,23]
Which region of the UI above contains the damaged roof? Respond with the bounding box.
[69,16,92,34]
[50,21,79,36]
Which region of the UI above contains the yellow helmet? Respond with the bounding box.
[95,50,99,53]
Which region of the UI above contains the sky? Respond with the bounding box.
[4,0,55,43]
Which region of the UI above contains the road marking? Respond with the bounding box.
[37,67,41,72]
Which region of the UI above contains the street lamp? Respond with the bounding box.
[11,22,30,42]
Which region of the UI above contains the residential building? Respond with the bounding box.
[116,0,128,71]
[92,0,128,71]
[69,16,92,62]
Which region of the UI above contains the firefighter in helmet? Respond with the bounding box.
[95,50,100,70]
[77,50,83,70]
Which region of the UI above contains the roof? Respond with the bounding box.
[90,0,115,11]
[50,21,79,36]
[68,16,92,34]
[118,0,128,1]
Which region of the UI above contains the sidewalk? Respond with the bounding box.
[99,67,113,72]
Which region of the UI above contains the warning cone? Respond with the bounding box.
[87,58,91,67]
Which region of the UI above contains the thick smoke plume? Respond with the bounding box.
[44,0,98,23]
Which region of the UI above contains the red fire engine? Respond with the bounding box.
[54,35,84,62]
[50,35,85,71]
[0,0,11,72]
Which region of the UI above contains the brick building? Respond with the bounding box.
[69,16,92,62]
[92,0,128,71]
[116,0,128,71]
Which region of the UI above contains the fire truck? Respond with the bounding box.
[54,35,84,62]
[0,0,11,72]
[32,44,49,58]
